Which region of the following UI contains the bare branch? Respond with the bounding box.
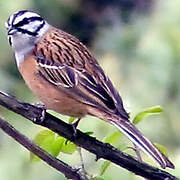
[0,91,178,180]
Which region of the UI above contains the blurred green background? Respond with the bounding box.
[0,0,180,179]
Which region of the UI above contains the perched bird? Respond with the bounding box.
[5,10,174,169]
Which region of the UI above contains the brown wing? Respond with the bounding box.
[34,27,129,120]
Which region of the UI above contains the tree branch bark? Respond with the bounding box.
[0,91,178,180]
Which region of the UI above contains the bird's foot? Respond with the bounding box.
[34,102,46,109]
[33,103,46,123]
[71,118,81,137]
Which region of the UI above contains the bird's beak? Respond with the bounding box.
[8,27,17,35]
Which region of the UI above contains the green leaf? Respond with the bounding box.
[30,130,63,162]
[85,131,94,135]
[61,139,77,154]
[133,106,163,125]
[103,131,123,146]
[154,143,168,157]
[68,117,76,124]
[91,177,105,180]
[30,129,77,162]
[100,161,111,176]
[117,144,128,152]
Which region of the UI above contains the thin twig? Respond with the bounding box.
[0,91,178,180]
[133,143,143,162]
[77,147,88,178]
[133,143,149,180]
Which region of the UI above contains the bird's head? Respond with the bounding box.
[5,10,49,51]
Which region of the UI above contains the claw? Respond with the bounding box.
[33,103,46,123]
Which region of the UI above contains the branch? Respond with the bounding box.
[0,91,178,180]
[0,116,88,180]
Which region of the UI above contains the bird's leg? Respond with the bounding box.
[71,118,81,137]
[65,118,81,144]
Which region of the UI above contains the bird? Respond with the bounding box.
[5,10,174,169]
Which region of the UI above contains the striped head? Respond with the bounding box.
[5,10,49,56]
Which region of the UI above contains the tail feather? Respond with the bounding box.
[110,120,174,169]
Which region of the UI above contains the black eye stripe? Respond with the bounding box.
[13,16,43,27]
[16,27,38,36]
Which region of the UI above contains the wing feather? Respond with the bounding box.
[37,57,77,88]
[36,57,123,114]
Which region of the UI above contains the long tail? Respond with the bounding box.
[110,119,174,169]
